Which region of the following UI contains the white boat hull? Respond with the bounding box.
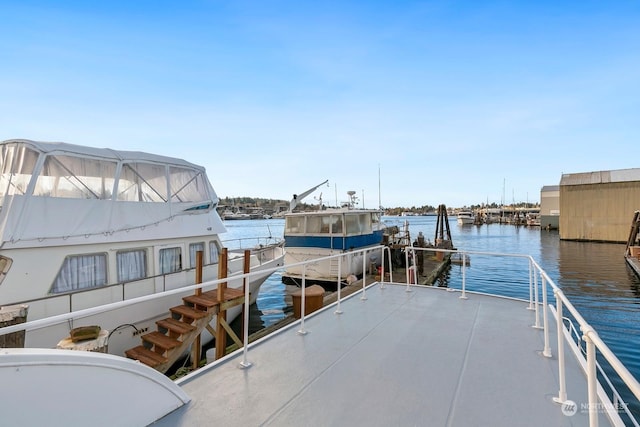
[24,248,282,356]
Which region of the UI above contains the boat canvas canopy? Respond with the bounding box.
[0,140,224,246]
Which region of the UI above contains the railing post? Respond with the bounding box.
[239,268,252,369]
[553,289,567,403]
[459,252,468,300]
[361,250,368,300]
[405,248,413,292]
[533,268,541,329]
[542,275,552,357]
[380,246,386,289]
[384,246,394,285]
[528,259,534,310]
[584,328,599,427]
[297,265,308,335]
[335,255,343,314]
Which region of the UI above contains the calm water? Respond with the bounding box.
[223,216,640,417]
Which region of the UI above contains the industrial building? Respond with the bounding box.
[559,168,640,243]
[539,185,559,230]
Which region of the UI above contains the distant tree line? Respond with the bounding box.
[218,197,539,214]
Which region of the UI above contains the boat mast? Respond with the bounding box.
[378,164,382,211]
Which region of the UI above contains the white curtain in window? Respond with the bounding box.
[209,241,219,264]
[189,243,205,268]
[117,250,147,282]
[159,247,181,274]
[52,254,107,293]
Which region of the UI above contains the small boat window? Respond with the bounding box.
[363,213,372,231]
[345,215,362,234]
[51,253,107,294]
[306,216,323,234]
[0,143,39,198]
[285,216,305,234]
[189,242,205,268]
[116,249,147,282]
[159,247,182,274]
[330,215,343,234]
[0,256,12,286]
[118,162,168,202]
[209,241,220,264]
[169,167,209,203]
[34,155,117,199]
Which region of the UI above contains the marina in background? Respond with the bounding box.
[224,215,640,418]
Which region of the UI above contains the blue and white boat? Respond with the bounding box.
[282,190,397,288]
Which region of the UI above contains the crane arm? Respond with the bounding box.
[290,179,329,211]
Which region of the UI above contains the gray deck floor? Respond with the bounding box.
[155,283,614,426]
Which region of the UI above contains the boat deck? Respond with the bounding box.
[155,283,613,426]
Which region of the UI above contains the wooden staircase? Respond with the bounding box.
[125,287,245,373]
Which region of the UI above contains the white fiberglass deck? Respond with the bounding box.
[155,283,613,426]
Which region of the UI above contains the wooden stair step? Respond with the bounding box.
[170,304,208,321]
[157,317,197,335]
[202,287,245,301]
[223,287,245,300]
[142,331,181,351]
[125,345,168,368]
[183,294,219,309]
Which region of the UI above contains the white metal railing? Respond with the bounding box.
[561,316,640,427]
[222,236,284,251]
[382,245,640,426]
[2,237,283,324]
[531,258,640,427]
[1,245,638,426]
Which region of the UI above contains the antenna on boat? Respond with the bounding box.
[347,190,358,209]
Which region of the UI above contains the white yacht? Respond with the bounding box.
[456,210,475,225]
[0,139,284,356]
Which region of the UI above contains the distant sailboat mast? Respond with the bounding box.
[378,164,382,211]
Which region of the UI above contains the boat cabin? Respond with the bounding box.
[284,210,384,249]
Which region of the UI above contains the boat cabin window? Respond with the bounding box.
[116,249,147,282]
[330,215,343,234]
[306,216,323,234]
[0,144,40,198]
[209,241,220,264]
[159,247,182,274]
[189,242,205,268]
[285,216,305,234]
[51,253,107,294]
[345,214,371,235]
[169,167,209,203]
[118,162,168,202]
[0,256,12,286]
[34,155,117,199]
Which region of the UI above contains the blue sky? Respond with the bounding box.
[1,1,639,208]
